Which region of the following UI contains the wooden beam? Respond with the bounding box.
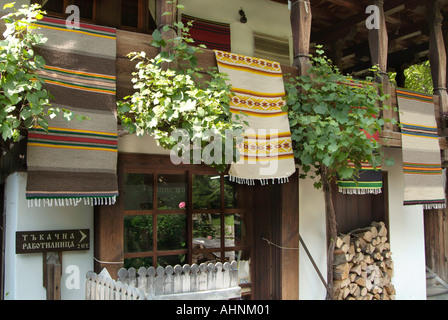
[322,0,365,12]
[368,0,388,73]
[290,0,312,74]
[312,0,421,44]
[428,0,448,115]
[368,0,393,132]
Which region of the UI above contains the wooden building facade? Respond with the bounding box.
[1,0,448,300]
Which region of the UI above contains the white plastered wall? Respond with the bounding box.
[298,147,427,300]
[179,0,293,62]
[3,173,94,300]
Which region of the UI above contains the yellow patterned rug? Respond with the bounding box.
[214,50,295,185]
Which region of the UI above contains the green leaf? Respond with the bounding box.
[313,103,328,115]
[152,29,162,42]
[3,3,15,9]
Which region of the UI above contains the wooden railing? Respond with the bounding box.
[85,261,241,300]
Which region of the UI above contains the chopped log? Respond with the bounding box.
[385,284,396,295]
[352,229,373,243]
[341,277,351,288]
[349,283,359,295]
[360,287,368,297]
[341,234,351,246]
[375,243,386,253]
[351,263,362,276]
[363,255,373,264]
[365,279,373,291]
[372,252,383,261]
[336,287,350,299]
[334,249,349,265]
[336,237,345,249]
[382,251,392,259]
[371,221,387,237]
[353,285,361,297]
[372,285,383,294]
[353,238,367,251]
[355,276,366,287]
[334,263,350,280]
[363,243,376,254]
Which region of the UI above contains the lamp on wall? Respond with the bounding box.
[239,9,247,23]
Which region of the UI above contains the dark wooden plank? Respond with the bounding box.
[94,155,125,278]
[290,0,312,74]
[280,171,299,299]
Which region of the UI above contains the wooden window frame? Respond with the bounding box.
[121,154,252,271]
[118,0,148,33]
[34,0,98,23]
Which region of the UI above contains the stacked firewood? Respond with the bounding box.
[333,221,396,300]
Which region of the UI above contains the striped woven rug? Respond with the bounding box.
[397,88,446,209]
[26,17,118,207]
[182,14,230,51]
[214,50,295,185]
[337,162,383,195]
[335,82,383,194]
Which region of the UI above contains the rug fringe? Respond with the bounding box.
[423,203,446,210]
[27,196,117,208]
[229,175,290,185]
[339,187,382,195]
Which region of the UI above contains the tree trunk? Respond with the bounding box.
[321,164,337,300]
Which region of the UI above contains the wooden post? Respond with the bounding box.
[156,0,177,32]
[156,0,178,69]
[44,252,62,300]
[290,0,312,75]
[368,0,393,132]
[428,0,448,115]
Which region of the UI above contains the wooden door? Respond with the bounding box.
[252,172,299,300]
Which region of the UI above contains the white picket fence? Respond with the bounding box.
[85,261,241,300]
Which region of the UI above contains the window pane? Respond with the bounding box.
[157,174,187,210]
[157,254,186,267]
[73,0,93,19]
[124,173,153,210]
[192,251,220,265]
[157,214,187,250]
[121,0,138,28]
[42,0,64,13]
[225,214,244,247]
[193,213,221,248]
[224,176,238,208]
[192,175,221,209]
[124,257,153,269]
[124,215,153,253]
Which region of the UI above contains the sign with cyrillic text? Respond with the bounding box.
[16,229,90,254]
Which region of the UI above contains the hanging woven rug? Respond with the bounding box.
[397,88,446,209]
[214,50,295,185]
[25,17,118,207]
